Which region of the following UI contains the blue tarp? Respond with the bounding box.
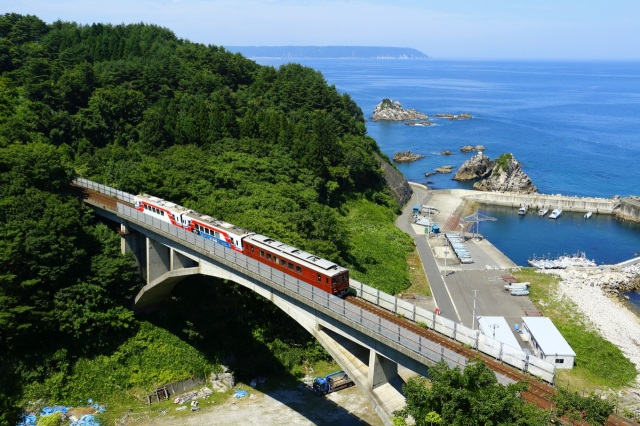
[234,390,248,398]
[70,414,100,426]
[40,406,70,416]
[17,414,36,426]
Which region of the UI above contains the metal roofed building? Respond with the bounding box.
[477,316,523,354]
[521,317,576,369]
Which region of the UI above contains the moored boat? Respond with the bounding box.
[518,205,528,215]
[549,208,562,219]
[584,211,593,219]
[538,207,548,216]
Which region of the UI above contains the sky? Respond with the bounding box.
[4,0,640,60]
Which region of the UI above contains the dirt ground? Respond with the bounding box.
[129,384,383,426]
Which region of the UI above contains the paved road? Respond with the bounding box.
[397,184,541,342]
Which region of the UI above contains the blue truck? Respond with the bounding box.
[312,371,354,395]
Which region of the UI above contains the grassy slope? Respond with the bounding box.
[514,269,637,390]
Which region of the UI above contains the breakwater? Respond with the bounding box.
[616,197,640,222]
[458,190,620,215]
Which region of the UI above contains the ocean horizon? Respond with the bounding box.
[255,58,640,268]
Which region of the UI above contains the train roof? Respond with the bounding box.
[248,234,347,273]
[135,193,191,213]
[187,211,252,236]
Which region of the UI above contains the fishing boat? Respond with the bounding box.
[549,208,562,219]
[518,205,528,215]
[538,207,548,216]
[584,211,593,219]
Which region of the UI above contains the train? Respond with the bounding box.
[134,193,350,296]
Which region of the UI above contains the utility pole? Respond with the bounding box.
[444,249,449,277]
[472,290,477,330]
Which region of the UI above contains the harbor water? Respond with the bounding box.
[254,58,640,297]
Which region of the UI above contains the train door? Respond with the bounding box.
[181,215,191,229]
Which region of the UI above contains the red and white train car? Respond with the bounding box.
[185,211,252,252]
[243,234,350,295]
[134,194,192,228]
[134,193,350,296]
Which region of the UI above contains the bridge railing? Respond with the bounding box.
[349,279,556,383]
[71,173,557,383]
[117,203,475,373]
[77,173,556,383]
[69,177,545,376]
[73,178,135,204]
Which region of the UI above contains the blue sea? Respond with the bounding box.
[255,59,640,269]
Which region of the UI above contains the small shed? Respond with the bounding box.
[413,205,421,215]
[477,316,522,352]
[521,317,576,369]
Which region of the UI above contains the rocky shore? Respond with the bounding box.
[542,264,640,382]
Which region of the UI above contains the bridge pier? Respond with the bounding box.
[368,351,399,389]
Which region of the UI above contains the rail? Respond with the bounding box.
[73,177,556,383]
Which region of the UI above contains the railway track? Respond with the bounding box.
[344,295,635,425]
[77,187,635,425]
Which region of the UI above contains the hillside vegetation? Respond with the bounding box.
[0,13,414,424]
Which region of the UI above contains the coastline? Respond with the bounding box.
[412,184,640,389]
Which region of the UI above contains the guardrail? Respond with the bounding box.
[73,177,556,383]
[117,204,470,372]
[72,178,135,204]
[339,277,556,382]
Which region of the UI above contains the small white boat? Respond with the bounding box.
[518,205,528,215]
[549,208,562,219]
[538,207,549,216]
[584,211,593,219]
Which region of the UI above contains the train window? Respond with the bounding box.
[260,250,265,257]
[280,259,286,266]
[250,246,254,253]
[273,256,278,263]
[317,274,321,282]
[296,266,302,273]
[266,253,272,260]
[288,262,293,270]
[215,231,221,239]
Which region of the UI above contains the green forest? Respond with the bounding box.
[0,13,417,425]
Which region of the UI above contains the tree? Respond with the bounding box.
[395,360,549,426]
[553,387,614,425]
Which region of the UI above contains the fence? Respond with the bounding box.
[74,178,556,383]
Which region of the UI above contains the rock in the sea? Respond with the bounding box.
[393,151,425,162]
[441,150,452,156]
[371,98,428,121]
[435,165,455,174]
[472,153,538,194]
[461,145,486,153]
[454,151,493,181]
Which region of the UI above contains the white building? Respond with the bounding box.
[520,317,576,369]
[477,316,523,353]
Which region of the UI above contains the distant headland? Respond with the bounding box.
[224,46,429,59]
